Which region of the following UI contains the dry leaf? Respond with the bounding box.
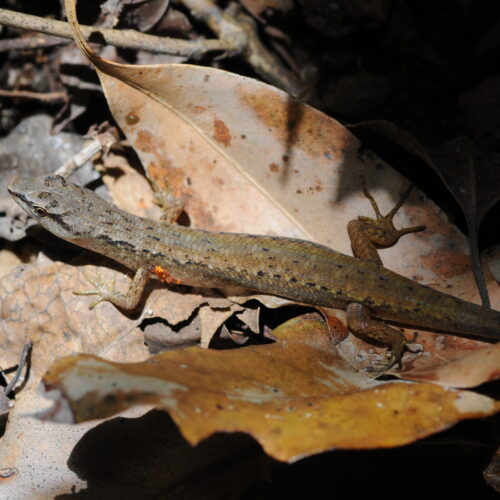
[0,262,149,379]
[65,0,499,305]
[40,315,499,462]
[0,254,244,369]
[0,260,152,495]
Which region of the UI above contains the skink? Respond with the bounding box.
[8,174,500,369]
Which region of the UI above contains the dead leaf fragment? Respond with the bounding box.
[41,316,499,462]
[401,342,500,388]
[0,262,149,379]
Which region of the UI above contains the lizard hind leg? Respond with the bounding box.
[346,302,413,372]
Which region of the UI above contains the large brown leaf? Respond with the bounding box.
[64,0,404,250]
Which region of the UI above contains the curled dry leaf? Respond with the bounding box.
[40,315,499,462]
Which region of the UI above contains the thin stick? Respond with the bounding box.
[0,8,236,58]
[0,34,68,51]
[0,88,67,101]
[56,129,117,178]
[0,6,304,95]
[4,341,32,398]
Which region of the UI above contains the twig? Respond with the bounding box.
[0,8,236,59]
[180,0,304,95]
[0,6,304,95]
[0,33,68,51]
[234,10,304,96]
[0,88,67,101]
[56,128,118,178]
[4,341,32,398]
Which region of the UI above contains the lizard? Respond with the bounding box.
[8,174,500,370]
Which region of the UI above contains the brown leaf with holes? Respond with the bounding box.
[40,315,499,462]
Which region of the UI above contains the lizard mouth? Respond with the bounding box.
[7,187,29,206]
[7,187,23,200]
[7,179,23,197]
[7,183,36,217]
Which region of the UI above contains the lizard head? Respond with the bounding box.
[8,174,109,243]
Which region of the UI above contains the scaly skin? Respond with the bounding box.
[8,175,500,368]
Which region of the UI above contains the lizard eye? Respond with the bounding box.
[33,206,48,217]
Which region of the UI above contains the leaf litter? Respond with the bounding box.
[0,1,498,492]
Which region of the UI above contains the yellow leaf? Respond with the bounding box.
[41,315,499,462]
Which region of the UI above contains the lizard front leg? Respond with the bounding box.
[346,184,424,370]
[347,184,425,265]
[74,267,150,310]
[75,182,182,311]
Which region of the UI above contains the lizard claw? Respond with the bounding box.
[365,349,400,373]
[365,332,420,373]
[73,271,117,309]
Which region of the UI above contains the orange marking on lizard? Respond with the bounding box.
[152,265,182,285]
